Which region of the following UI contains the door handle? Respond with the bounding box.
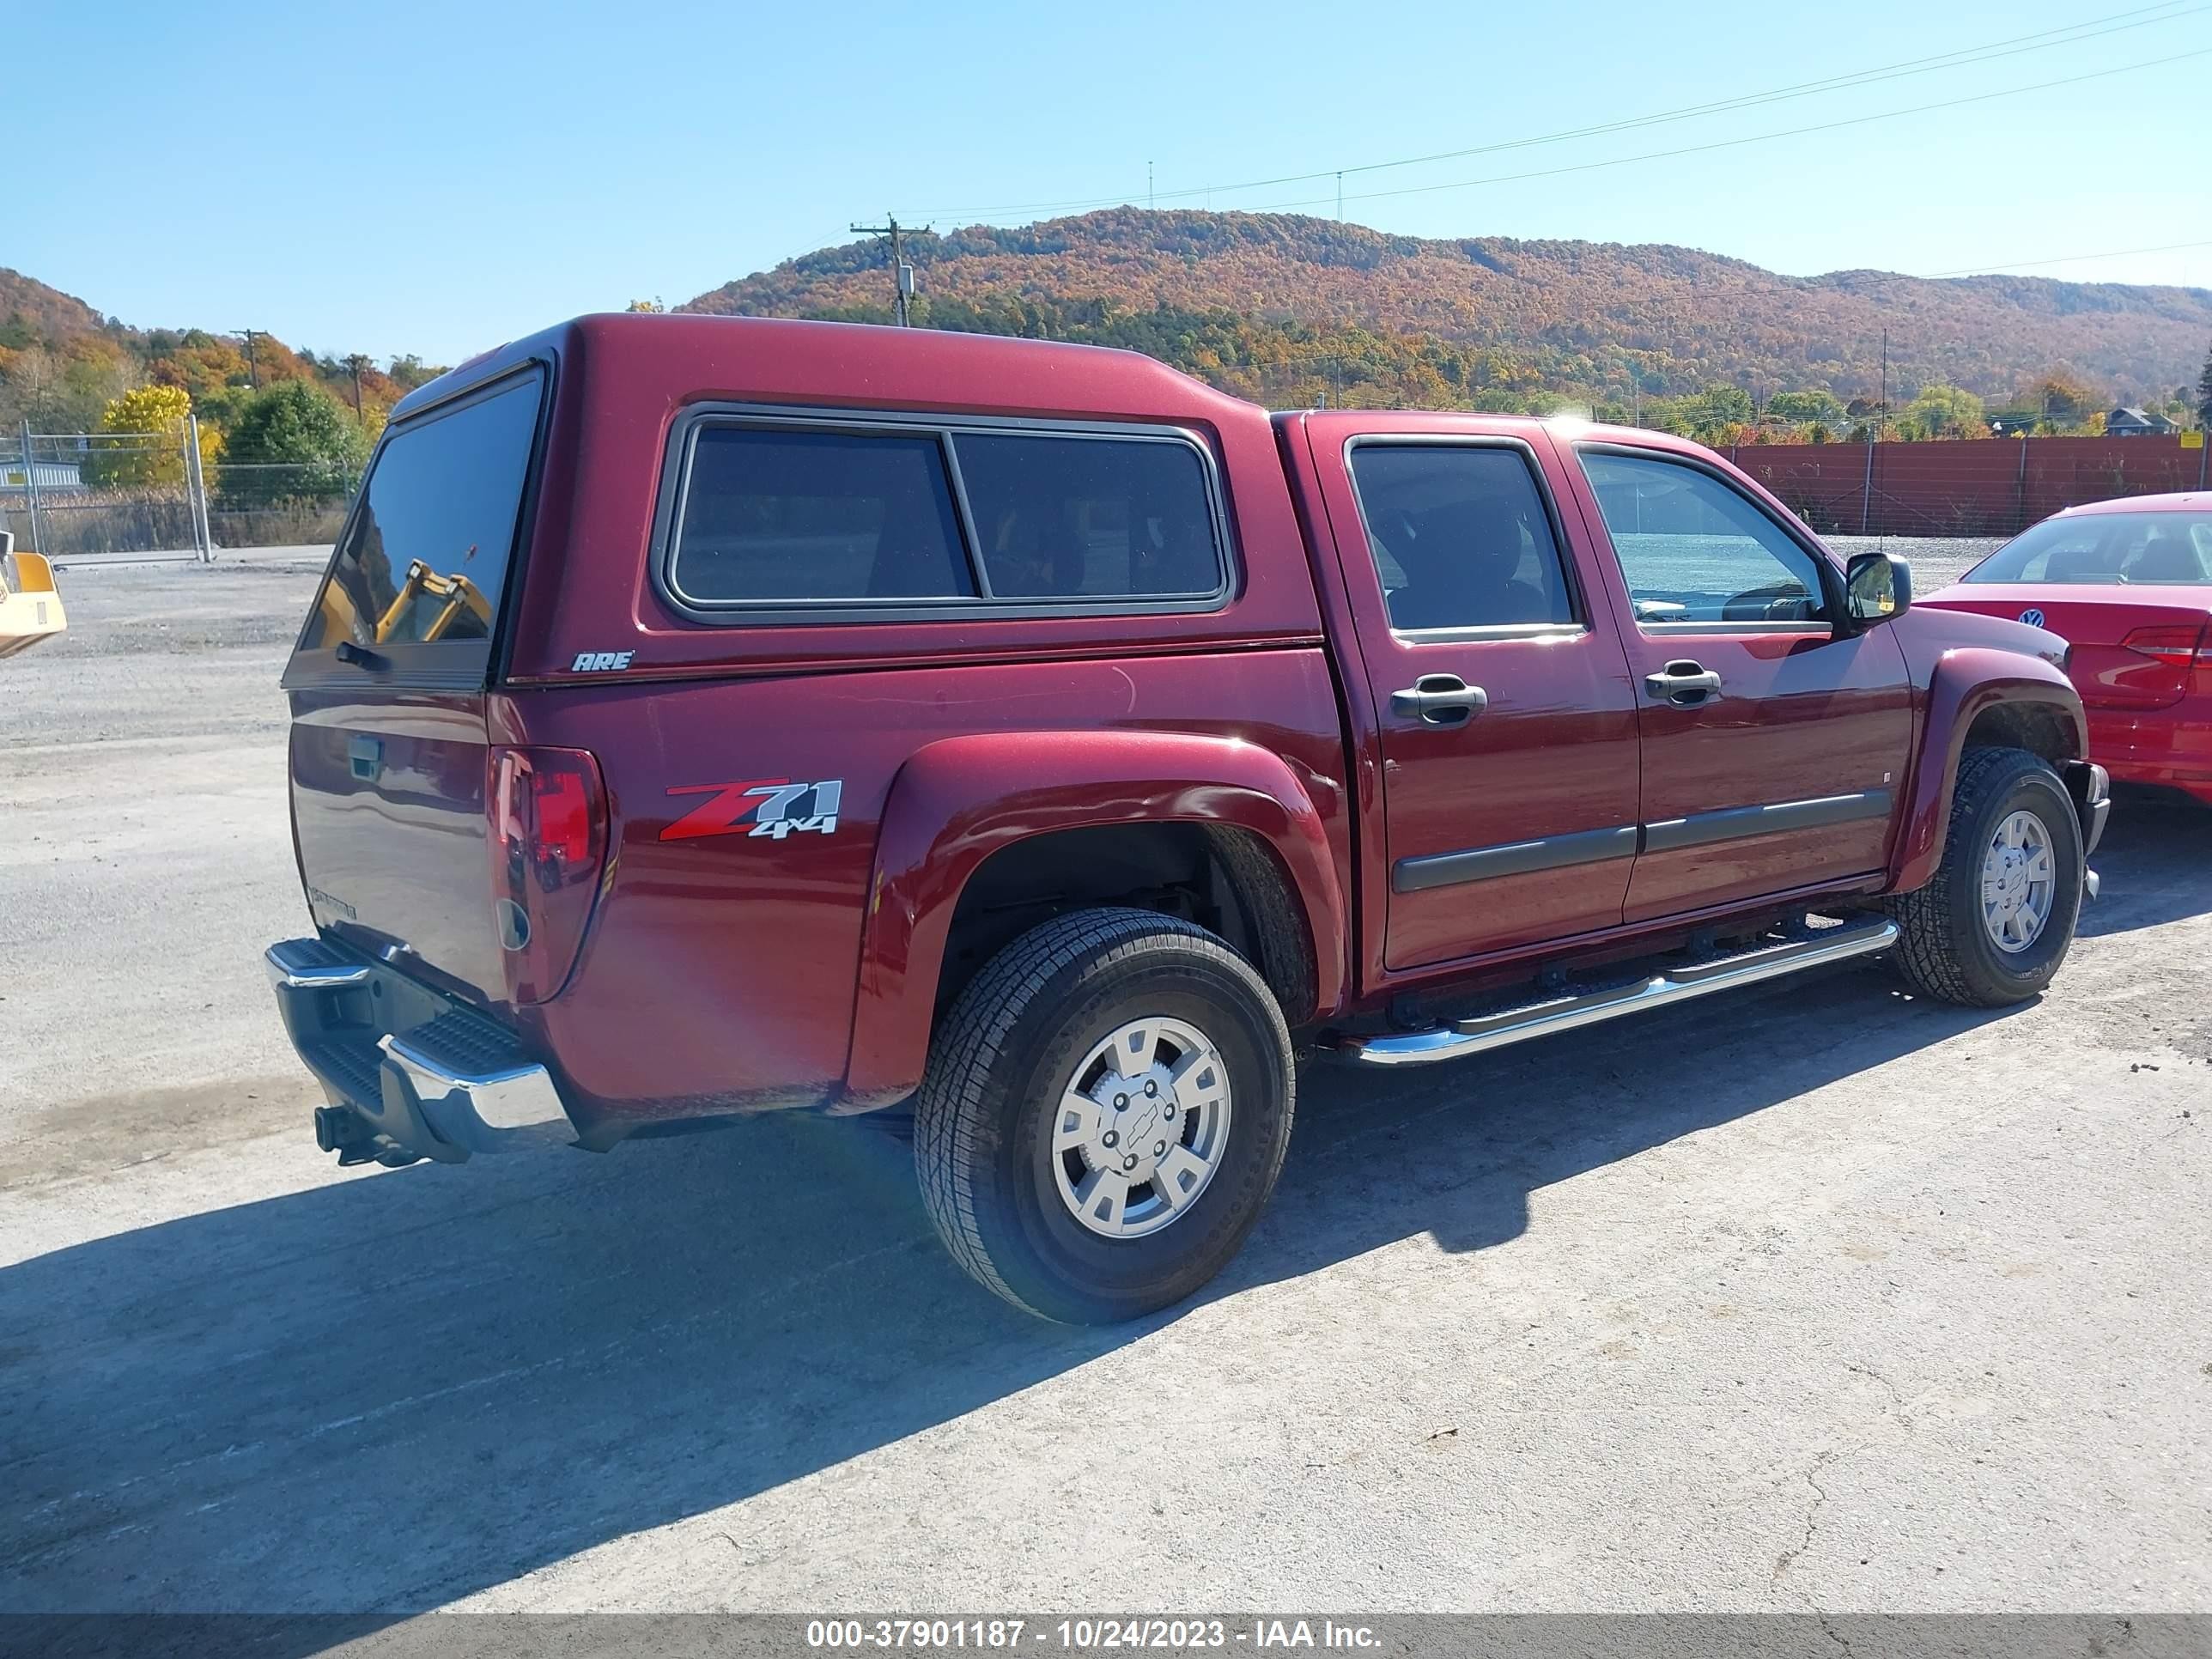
[1644,660,1723,706]
[1390,674,1488,726]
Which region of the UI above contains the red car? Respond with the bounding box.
[1921,494,2212,806]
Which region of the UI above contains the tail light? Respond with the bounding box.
[2121,622,2212,671]
[488,744,608,1003]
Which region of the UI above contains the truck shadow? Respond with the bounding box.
[3,817,2203,1632]
[0,981,1995,1633]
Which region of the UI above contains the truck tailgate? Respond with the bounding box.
[279,366,551,1013]
[289,692,507,1006]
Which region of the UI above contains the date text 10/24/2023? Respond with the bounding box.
[805,1620,1381,1650]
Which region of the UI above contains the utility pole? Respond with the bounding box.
[1872,327,1889,546]
[240,329,262,389]
[1336,172,1345,221]
[1147,161,1155,210]
[850,217,927,327]
[343,354,369,419]
[1878,328,1888,432]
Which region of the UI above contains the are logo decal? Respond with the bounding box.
[571,650,635,672]
[2019,607,2046,629]
[661,778,843,842]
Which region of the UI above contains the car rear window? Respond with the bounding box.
[1964,511,2212,585]
[663,417,1228,616]
[955,433,1223,600]
[302,370,544,650]
[671,428,974,604]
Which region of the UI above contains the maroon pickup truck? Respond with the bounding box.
[267,313,2107,1322]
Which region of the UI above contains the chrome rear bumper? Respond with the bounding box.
[266,937,574,1164]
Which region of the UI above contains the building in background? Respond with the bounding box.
[2106,406,2179,437]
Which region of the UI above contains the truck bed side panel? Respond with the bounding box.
[501,647,1346,1129]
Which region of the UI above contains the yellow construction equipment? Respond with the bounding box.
[316,558,491,647]
[0,531,66,659]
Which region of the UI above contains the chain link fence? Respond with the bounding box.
[2,418,354,562]
[3,420,208,562]
[208,460,356,551]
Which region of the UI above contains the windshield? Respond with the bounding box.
[1965,510,2212,586]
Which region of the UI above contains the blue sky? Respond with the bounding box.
[13,0,2209,366]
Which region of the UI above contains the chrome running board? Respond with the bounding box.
[1338,917,1900,1068]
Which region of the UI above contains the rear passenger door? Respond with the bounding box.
[1304,417,1642,970]
[1562,444,1914,921]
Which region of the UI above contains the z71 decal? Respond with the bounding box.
[662,778,843,842]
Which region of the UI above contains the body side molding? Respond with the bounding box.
[1393,824,1638,895]
[1391,792,1894,896]
[1643,790,1892,854]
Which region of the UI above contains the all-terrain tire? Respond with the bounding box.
[1887,745,2084,1007]
[915,908,1295,1324]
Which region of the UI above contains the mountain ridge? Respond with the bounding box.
[682,209,2210,407]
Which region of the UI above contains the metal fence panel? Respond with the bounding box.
[2,419,209,562]
[2,418,359,562]
[1728,434,2210,538]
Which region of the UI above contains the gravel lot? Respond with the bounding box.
[1827,537,2001,593]
[3,544,2209,1621]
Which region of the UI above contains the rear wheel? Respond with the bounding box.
[915,908,1294,1324]
[1888,745,2084,1006]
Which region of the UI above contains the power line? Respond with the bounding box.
[894,1,2198,222]
[1249,45,2212,215]
[1917,238,2212,278]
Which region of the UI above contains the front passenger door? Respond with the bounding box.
[1564,445,1914,921]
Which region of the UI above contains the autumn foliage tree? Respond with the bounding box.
[81,384,223,488]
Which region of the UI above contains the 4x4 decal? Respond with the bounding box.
[662,778,843,842]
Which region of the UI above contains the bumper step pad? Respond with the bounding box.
[266,939,575,1164]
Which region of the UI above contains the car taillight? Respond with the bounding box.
[487,745,608,1002]
[2121,622,2212,670]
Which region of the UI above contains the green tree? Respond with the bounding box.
[1901,382,1985,440]
[219,380,367,506]
[1767,390,1846,427]
[1696,384,1754,426]
[2196,338,2212,428]
[386,355,448,392]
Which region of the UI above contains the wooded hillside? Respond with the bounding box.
[684,210,2212,416]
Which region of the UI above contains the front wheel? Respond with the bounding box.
[915,908,1295,1324]
[1888,745,2085,1007]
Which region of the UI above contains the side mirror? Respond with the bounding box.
[1845,552,1911,626]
